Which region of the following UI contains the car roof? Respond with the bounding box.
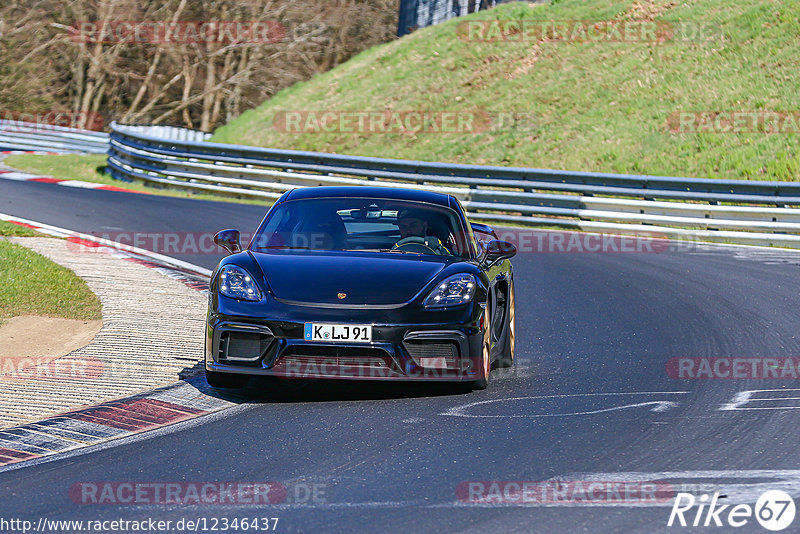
[282,186,454,207]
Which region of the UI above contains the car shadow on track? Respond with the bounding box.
[218,375,474,403]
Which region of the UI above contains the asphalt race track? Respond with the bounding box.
[3,180,800,533]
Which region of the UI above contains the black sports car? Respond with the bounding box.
[205,186,516,390]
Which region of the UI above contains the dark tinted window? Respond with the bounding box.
[251,198,469,257]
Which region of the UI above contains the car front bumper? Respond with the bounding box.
[205,314,485,382]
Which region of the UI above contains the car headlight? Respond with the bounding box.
[218,265,262,301]
[423,274,476,307]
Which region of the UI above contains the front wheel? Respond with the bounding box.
[472,305,492,390]
[496,279,515,368]
[206,369,249,389]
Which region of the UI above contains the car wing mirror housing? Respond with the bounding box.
[214,229,242,255]
[484,239,516,263]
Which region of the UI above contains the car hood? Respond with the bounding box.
[251,251,448,306]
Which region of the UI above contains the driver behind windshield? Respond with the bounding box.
[393,209,451,255]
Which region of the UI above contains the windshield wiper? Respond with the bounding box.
[384,248,422,254]
[341,248,418,254]
[256,245,312,250]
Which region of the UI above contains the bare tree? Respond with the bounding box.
[0,0,398,131]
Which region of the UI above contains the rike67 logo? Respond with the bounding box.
[668,490,796,531]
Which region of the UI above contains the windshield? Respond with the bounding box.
[250,197,469,258]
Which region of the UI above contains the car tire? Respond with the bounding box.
[472,303,492,390]
[496,278,515,368]
[206,369,249,389]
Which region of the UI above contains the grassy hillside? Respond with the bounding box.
[212,0,800,181]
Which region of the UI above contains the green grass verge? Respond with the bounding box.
[0,220,44,237]
[211,0,800,181]
[3,154,267,205]
[0,240,102,321]
[4,153,109,184]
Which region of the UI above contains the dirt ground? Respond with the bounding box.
[0,316,102,361]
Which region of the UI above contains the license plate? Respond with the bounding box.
[304,323,372,343]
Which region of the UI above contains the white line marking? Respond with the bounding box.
[426,470,800,508]
[0,172,37,180]
[720,389,800,411]
[556,470,800,505]
[58,180,104,189]
[441,392,688,418]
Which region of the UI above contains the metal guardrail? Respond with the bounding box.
[0,120,109,154]
[108,121,800,248]
[104,123,210,143]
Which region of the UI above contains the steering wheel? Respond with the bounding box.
[393,236,438,254]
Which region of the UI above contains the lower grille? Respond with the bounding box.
[272,346,392,378]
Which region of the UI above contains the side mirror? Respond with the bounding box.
[214,229,242,255]
[470,222,497,240]
[484,240,516,264]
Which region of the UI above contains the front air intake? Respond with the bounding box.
[405,341,459,369]
[218,331,274,362]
